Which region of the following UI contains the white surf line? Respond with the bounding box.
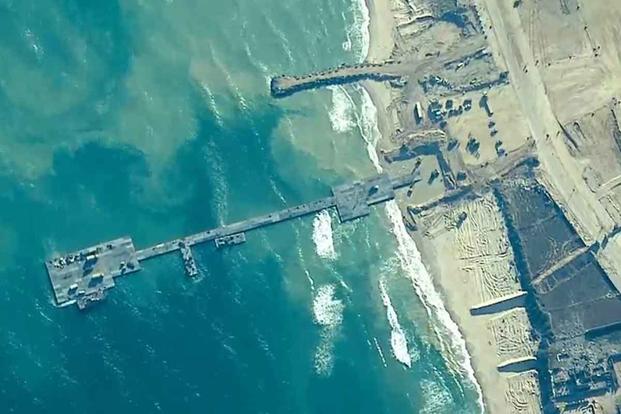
[312,284,345,376]
[346,0,485,409]
[350,6,484,405]
[351,0,371,62]
[353,82,484,409]
[332,84,382,170]
[378,278,412,368]
[312,210,337,260]
[385,201,484,412]
[327,85,356,133]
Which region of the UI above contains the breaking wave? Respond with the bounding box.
[384,201,484,411]
[420,379,455,414]
[324,0,486,409]
[312,210,337,260]
[329,0,370,134]
[313,335,336,376]
[347,0,370,62]
[349,25,485,406]
[378,278,412,368]
[357,86,383,171]
[312,284,345,376]
[313,284,344,328]
[327,86,356,133]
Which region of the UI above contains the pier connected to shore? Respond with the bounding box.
[45,172,416,309]
[270,61,404,98]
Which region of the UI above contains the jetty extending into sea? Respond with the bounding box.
[45,172,416,310]
[270,61,404,97]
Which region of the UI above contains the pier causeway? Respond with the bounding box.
[45,172,416,309]
[270,61,404,98]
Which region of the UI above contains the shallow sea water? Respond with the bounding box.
[0,1,481,412]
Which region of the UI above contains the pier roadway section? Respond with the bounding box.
[46,172,416,309]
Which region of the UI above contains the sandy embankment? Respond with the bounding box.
[363,0,395,143]
[363,1,529,413]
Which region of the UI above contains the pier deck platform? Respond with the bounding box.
[45,172,416,309]
[45,237,141,308]
[333,173,395,221]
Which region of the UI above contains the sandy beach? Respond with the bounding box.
[363,0,395,144]
[266,0,621,410]
[363,1,540,412]
[410,196,540,414]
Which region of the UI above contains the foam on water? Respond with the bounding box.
[327,85,381,174]
[313,284,344,328]
[201,140,229,223]
[348,0,370,62]
[327,86,356,133]
[420,379,455,414]
[193,79,224,127]
[384,201,484,411]
[314,332,336,376]
[23,28,43,60]
[312,284,345,376]
[347,3,485,401]
[263,12,294,65]
[341,12,353,52]
[241,41,271,81]
[209,48,251,115]
[333,84,382,172]
[312,209,337,260]
[378,278,411,368]
[357,86,384,171]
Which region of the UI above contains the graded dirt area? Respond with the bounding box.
[411,192,540,414]
[277,0,621,410]
[477,0,615,246]
[519,1,621,125]
[380,0,621,411]
[445,84,532,168]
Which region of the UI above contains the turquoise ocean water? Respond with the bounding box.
[0,1,482,412]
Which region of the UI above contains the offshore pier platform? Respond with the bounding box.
[45,172,416,310]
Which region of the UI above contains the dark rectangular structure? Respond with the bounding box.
[215,233,246,248]
[535,251,621,338]
[45,237,141,308]
[332,173,395,222]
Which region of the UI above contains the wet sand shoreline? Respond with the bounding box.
[362,0,520,412]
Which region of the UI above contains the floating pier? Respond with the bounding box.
[45,172,416,309]
[45,237,141,309]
